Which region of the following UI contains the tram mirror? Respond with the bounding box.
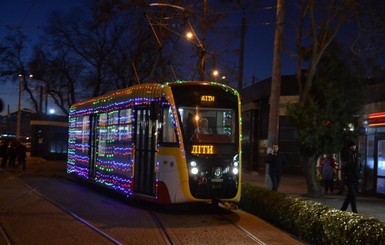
[150,101,160,121]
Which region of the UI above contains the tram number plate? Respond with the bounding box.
[211,179,223,189]
[211,178,223,183]
[211,183,222,189]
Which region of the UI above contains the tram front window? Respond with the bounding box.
[179,107,235,144]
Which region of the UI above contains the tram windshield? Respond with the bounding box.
[169,82,239,147]
[179,107,235,144]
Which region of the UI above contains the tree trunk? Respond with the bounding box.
[301,155,323,197]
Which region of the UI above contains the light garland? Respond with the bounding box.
[68,84,168,197]
[68,81,242,201]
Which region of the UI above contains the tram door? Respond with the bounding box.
[376,139,385,194]
[88,114,98,179]
[134,108,158,196]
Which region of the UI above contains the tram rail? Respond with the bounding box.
[0,161,304,245]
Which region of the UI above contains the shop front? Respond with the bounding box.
[362,112,385,196]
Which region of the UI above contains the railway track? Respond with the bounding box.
[1,165,303,244]
[0,174,176,244]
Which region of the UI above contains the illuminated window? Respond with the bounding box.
[162,107,177,143]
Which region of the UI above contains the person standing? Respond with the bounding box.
[266,144,286,191]
[8,140,17,168]
[321,154,336,194]
[16,141,27,171]
[340,140,361,213]
[1,140,9,168]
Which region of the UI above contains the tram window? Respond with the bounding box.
[162,107,177,143]
[179,107,235,144]
[70,115,90,154]
[99,113,107,127]
[118,125,132,143]
[120,109,132,124]
[108,110,119,125]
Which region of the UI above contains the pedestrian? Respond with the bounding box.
[16,141,27,171]
[8,140,17,168]
[336,157,345,195]
[1,140,9,168]
[340,140,361,213]
[321,154,336,194]
[266,143,286,191]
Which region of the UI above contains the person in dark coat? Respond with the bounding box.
[266,144,286,191]
[16,141,27,171]
[8,140,17,168]
[1,140,9,168]
[340,140,361,213]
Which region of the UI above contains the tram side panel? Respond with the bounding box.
[67,113,135,196]
[157,147,194,204]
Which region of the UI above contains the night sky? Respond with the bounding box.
[0,0,296,115]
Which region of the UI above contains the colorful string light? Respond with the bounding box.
[68,84,168,196]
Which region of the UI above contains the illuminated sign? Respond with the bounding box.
[201,95,215,102]
[368,112,385,127]
[191,145,214,154]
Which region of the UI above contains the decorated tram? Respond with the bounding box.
[67,81,242,205]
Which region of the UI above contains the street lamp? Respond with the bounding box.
[16,74,33,140]
[148,3,206,80]
[186,31,194,39]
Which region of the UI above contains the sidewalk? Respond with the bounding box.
[242,171,385,223]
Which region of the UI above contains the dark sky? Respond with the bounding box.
[0,0,83,115]
[0,0,296,115]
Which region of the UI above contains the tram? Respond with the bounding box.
[67,81,242,205]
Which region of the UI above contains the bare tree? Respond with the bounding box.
[290,0,359,197]
[295,0,356,102]
[2,0,261,115]
[28,1,166,115]
[0,32,40,113]
[350,1,385,77]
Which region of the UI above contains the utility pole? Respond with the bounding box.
[238,15,246,92]
[198,0,207,81]
[16,75,22,139]
[266,0,285,187]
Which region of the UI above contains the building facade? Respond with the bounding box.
[359,79,385,196]
[241,75,385,197]
[241,75,301,174]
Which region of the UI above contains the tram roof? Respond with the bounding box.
[69,81,238,114]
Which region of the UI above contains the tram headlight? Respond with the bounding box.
[232,154,239,175]
[232,167,239,175]
[191,167,199,175]
[189,161,199,175]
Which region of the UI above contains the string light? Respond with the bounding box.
[68,84,168,197]
[68,81,241,200]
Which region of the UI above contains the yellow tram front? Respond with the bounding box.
[169,82,242,203]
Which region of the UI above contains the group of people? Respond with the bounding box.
[265,140,361,213]
[0,139,27,171]
[318,141,361,213]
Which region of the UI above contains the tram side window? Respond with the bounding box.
[71,115,90,154]
[162,107,177,144]
[118,109,133,144]
[97,113,108,157]
[80,116,90,153]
